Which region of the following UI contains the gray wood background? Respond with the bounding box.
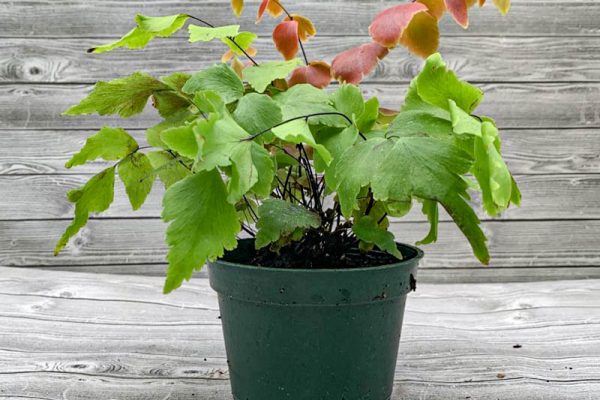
[1,0,599,283]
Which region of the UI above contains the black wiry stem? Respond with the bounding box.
[243,112,354,142]
[187,14,259,66]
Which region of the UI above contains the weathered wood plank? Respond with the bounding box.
[3,219,600,269]
[3,36,600,83]
[1,1,598,37]
[3,128,599,176]
[2,83,600,130]
[1,173,599,221]
[0,267,598,399]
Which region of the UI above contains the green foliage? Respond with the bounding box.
[54,168,116,255]
[64,72,168,117]
[189,24,240,42]
[66,127,138,168]
[182,64,244,104]
[255,199,321,249]
[58,4,520,293]
[244,59,302,92]
[162,170,240,293]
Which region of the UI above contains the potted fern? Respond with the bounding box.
[55,0,519,398]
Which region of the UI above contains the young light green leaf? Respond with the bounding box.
[255,198,321,249]
[449,99,482,136]
[222,32,257,55]
[188,24,240,42]
[472,120,514,216]
[352,215,402,259]
[334,136,489,263]
[271,119,332,165]
[118,152,155,210]
[248,142,276,197]
[244,59,303,93]
[88,28,154,54]
[273,84,346,127]
[330,84,365,120]
[160,124,199,159]
[182,64,244,104]
[89,14,188,54]
[64,72,168,118]
[162,170,240,293]
[146,150,191,188]
[54,167,115,255]
[66,127,138,168]
[135,14,189,35]
[415,53,483,114]
[146,110,196,148]
[416,199,438,245]
[357,97,380,133]
[233,93,282,134]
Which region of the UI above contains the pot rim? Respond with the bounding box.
[214,238,424,273]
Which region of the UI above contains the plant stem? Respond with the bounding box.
[187,14,259,66]
[243,112,354,141]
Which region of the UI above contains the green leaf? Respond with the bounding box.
[271,119,332,165]
[182,64,244,104]
[89,14,188,53]
[89,28,155,54]
[222,32,257,55]
[161,124,199,159]
[54,167,115,255]
[135,14,189,35]
[146,110,196,148]
[233,93,282,134]
[357,97,380,133]
[244,59,302,93]
[472,120,514,216]
[255,198,321,249]
[188,24,240,42]
[152,91,190,117]
[64,72,168,118]
[248,142,276,197]
[352,215,401,259]
[146,150,191,188]
[330,84,365,120]
[415,53,483,114]
[162,170,240,293]
[449,99,482,136]
[388,109,453,139]
[334,136,489,263]
[118,152,155,210]
[416,199,438,245]
[273,84,346,127]
[66,127,138,168]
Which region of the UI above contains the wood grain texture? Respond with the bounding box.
[0,266,598,399]
[3,129,599,175]
[1,1,598,38]
[1,173,599,221]
[3,219,600,269]
[2,82,600,130]
[3,36,600,84]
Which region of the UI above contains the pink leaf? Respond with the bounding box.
[272,20,299,60]
[331,42,389,84]
[368,3,428,48]
[444,0,469,28]
[289,61,332,89]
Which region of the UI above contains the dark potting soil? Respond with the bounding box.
[239,230,402,269]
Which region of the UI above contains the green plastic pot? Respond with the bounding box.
[208,239,423,400]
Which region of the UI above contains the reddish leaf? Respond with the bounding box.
[257,0,284,22]
[368,3,428,48]
[231,0,244,17]
[288,61,331,89]
[272,20,299,60]
[231,57,245,79]
[400,11,440,58]
[331,42,389,84]
[284,14,317,42]
[444,0,469,28]
[418,0,446,20]
[222,47,256,62]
